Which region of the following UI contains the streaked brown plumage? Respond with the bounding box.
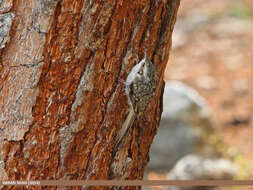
[115,51,158,147]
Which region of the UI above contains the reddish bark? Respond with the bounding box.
[0,0,180,189]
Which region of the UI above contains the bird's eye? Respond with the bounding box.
[138,64,145,75]
[138,70,143,75]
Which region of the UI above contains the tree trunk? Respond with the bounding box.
[0,0,180,188]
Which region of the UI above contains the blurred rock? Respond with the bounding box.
[168,154,237,180]
[147,81,225,172]
[166,154,237,190]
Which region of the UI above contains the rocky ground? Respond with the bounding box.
[148,0,253,189]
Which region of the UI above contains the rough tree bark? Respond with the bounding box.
[0,0,180,188]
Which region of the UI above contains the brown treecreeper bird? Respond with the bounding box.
[115,50,158,147]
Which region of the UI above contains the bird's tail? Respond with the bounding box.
[115,108,136,147]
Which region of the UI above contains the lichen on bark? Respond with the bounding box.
[0,12,14,49]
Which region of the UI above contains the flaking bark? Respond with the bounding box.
[0,0,180,189]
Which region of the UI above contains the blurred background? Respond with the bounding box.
[146,0,253,189]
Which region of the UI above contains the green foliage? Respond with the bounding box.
[230,2,253,20]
